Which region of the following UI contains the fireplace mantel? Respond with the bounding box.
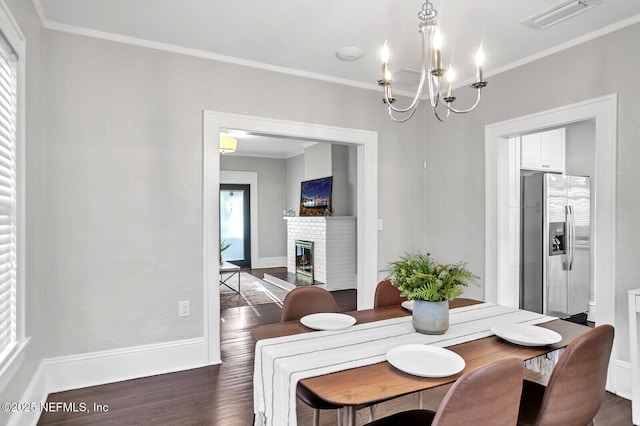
[284,216,356,291]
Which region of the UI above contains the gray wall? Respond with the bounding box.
[331,144,357,216]
[41,30,426,357]
[304,143,332,179]
[285,153,304,213]
[285,144,357,217]
[220,155,287,259]
[565,119,596,178]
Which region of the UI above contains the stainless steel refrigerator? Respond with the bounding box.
[520,173,590,319]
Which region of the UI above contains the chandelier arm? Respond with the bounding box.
[384,67,427,114]
[428,74,440,108]
[384,25,431,114]
[388,104,420,123]
[433,104,450,122]
[438,87,483,114]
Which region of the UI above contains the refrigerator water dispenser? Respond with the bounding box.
[549,222,565,255]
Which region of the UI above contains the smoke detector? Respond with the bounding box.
[336,46,364,61]
[521,0,603,30]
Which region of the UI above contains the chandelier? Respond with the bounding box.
[377,1,487,123]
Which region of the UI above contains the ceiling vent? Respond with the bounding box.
[521,0,603,30]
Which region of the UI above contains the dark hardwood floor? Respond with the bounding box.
[38,278,632,425]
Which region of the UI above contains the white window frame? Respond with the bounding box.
[0,0,28,393]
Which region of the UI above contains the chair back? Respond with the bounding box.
[280,286,339,322]
[432,357,524,426]
[374,279,406,308]
[526,324,614,426]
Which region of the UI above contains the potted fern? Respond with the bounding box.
[388,252,478,334]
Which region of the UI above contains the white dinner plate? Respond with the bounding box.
[491,323,562,347]
[401,300,414,311]
[300,313,357,331]
[386,344,466,378]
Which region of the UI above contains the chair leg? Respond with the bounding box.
[337,408,342,426]
[369,405,377,421]
[419,391,424,408]
[313,408,319,426]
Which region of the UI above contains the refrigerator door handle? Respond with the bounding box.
[566,205,575,270]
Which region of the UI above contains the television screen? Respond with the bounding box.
[299,176,333,216]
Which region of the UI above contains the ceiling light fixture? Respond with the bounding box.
[521,0,602,30]
[219,136,237,154]
[377,0,487,123]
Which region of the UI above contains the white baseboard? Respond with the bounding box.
[11,337,633,426]
[256,256,287,269]
[587,301,596,322]
[614,360,633,400]
[44,337,208,394]
[7,362,47,426]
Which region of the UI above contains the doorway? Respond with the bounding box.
[220,184,251,268]
[203,111,379,365]
[484,94,617,392]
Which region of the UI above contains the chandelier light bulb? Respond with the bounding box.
[381,41,390,64]
[446,66,454,98]
[475,46,484,83]
[433,30,442,50]
[475,47,485,67]
[446,67,455,83]
[384,68,392,81]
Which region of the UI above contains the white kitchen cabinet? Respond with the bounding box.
[520,128,565,173]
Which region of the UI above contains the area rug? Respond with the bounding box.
[220,272,289,309]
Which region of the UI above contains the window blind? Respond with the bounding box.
[0,32,17,361]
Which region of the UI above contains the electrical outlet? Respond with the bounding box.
[179,300,190,317]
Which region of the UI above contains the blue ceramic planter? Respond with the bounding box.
[412,300,449,334]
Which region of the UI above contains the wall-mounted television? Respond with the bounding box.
[299,176,333,216]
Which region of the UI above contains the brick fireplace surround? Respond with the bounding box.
[284,216,356,291]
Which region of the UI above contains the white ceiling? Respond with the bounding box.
[35,0,640,157]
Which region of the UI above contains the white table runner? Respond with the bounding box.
[253,302,556,426]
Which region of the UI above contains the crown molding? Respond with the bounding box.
[487,13,640,80]
[30,1,640,97]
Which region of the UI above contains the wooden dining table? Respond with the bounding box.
[252,298,591,426]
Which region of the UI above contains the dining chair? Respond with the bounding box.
[517,324,614,426]
[280,285,339,322]
[373,279,407,308]
[281,286,341,425]
[364,357,525,426]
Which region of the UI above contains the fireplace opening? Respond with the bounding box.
[295,240,314,280]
